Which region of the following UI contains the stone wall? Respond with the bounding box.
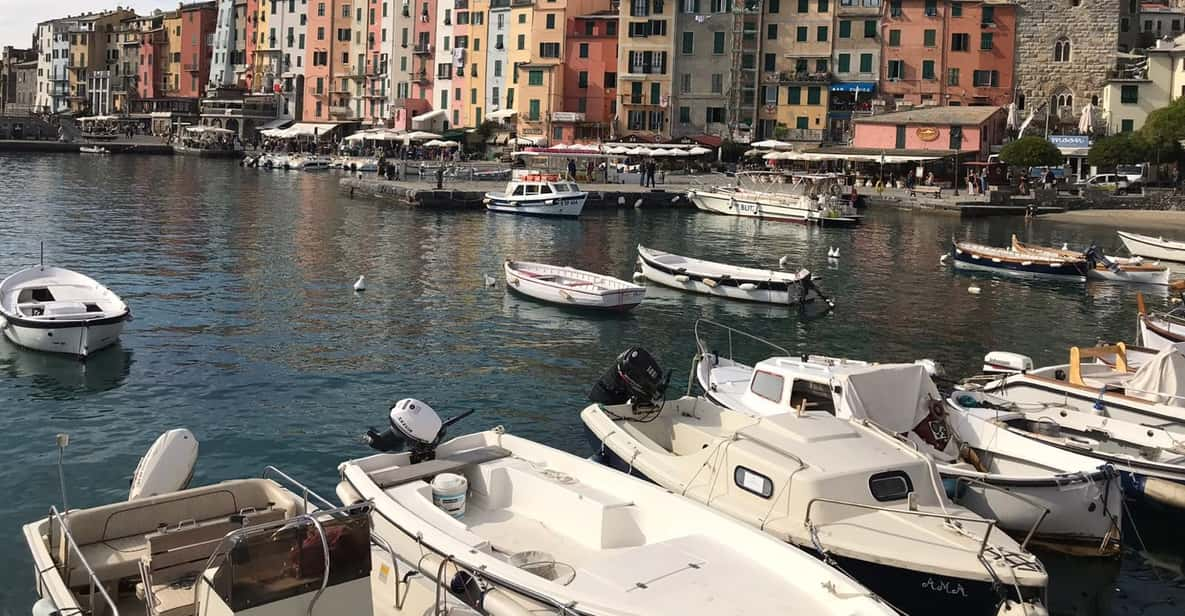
[1013,0,1120,120]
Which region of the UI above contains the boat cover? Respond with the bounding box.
[833,364,938,433]
[1125,346,1185,408]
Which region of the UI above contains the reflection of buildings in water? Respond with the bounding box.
[0,337,132,394]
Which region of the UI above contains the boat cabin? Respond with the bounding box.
[711,355,873,417]
[503,172,581,197]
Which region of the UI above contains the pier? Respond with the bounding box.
[339,176,695,210]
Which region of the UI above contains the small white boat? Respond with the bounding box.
[287,154,332,170]
[1138,290,1185,350]
[688,172,861,226]
[689,321,1121,555]
[78,146,109,155]
[582,350,1048,616]
[1011,236,1172,285]
[339,399,896,616]
[484,171,587,218]
[637,244,830,306]
[0,265,129,357]
[1119,230,1185,263]
[504,260,645,311]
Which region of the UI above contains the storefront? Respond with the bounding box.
[827,82,876,144]
[1048,134,1091,183]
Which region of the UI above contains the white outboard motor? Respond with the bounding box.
[364,399,474,463]
[983,351,1034,375]
[129,429,198,501]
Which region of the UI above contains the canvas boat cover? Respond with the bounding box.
[833,364,939,433]
[1125,346,1185,408]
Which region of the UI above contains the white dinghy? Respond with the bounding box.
[1119,230,1185,263]
[582,348,1048,616]
[504,260,645,311]
[0,264,130,357]
[23,428,482,616]
[1138,291,1185,351]
[636,244,831,307]
[338,399,896,616]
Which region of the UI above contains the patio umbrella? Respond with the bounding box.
[626,147,650,156]
[744,149,764,157]
[1006,102,1020,131]
[751,139,794,150]
[403,131,442,141]
[607,146,630,155]
[423,139,446,147]
[1077,103,1096,135]
[688,146,712,156]
[440,140,460,148]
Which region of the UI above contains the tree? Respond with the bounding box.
[999,136,1064,168]
[1138,96,1185,158]
[773,123,790,140]
[1087,133,1146,169]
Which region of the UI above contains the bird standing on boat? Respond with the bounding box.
[354,276,366,292]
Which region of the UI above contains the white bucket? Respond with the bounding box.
[431,473,468,519]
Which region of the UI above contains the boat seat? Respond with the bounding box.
[370,446,512,489]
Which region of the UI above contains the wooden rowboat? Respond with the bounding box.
[504,260,645,310]
[951,239,1089,280]
[1011,236,1172,285]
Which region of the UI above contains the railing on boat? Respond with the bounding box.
[694,318,790,362]
[950,476,1051,551]
[47,505,122,616]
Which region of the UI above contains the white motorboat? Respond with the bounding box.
[582,350,1048,616]
[688,172,861,226]
[687,320,1121,554]
[1119,230,1185,263]
[504,260,645,311]
[636,244,830,306]
[78,146,110,155]
[338,399,896,616]
[288,154,332,170]
[483,171,587,218]
[23,428,479,616]
[1138,291,1185,350]
[172,126,243,158]
[0,265,129,357]
[1011,236,1172,285]
[972,343,1185,432]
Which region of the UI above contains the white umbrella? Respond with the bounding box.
[440,140,460,148]
[1006,102,1020,131]
[423,139,446,147]
[607,146,630,155]
[688,146,712,156]
[1077,103,1096,135]
[550,143,571,150]
[667,148,691,157]
[403,131,442,141]
[744,149,764,157]
[751,139,794,150]
[649,148,672,157]
[626,147,650,156]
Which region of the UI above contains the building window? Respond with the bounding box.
[605,72,616,87]
[948,67,959,85]
[706,107,725,123]
[972,69,999,87]
[528,99,540,120]
[798,0,808,12]
[528,70,543,85]
[787,85,801,104]
[951,2,961,16]
[1121,84,1139,103]
[769,0,780,11]
[579,43,588,58]
[922,60,935,80]
[889,0,902,16]
[768,24,778,40]
[980,32,993,50]
[680,72,691,92]
[887,59,904,79]
[839,20,851,38]
[837,53,850,73]
[888,29,900,46]
[807,86,821,104]
[683,31,694,53]
[539,42,560,57]
[711,73,723,93]
[517,34,524,50]
[923,29,935,46]
[713,32,725,53]
[864,19,877,38]
[494,60,502,77]
[923,0,936,16]
[951,33,968,51]
[982,5,994,24]
[1054,37,1071,62]
[579,71,589,88]
[1121,118,1134,132]
[796,115,809,129]
[630,81,642,103]
[651,81,661,104]
[818,0,829,11]
[797,26,808,41]
[817,25,828,41]
[678,105,690,123]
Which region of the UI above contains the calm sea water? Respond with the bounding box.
[1,153,1184,615]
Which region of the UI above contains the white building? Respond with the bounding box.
[209,0,237,88]
[1102,33,1185,133]
[278,0,305,119]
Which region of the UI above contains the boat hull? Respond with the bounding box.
[952,245,1087,280]
[2,316,126,357]
[637,250,823,306]
[505,266,644,311]
[172,146,243,158]
[1087,266,1171,285]
[1119,231,1185,263]
[982,377,1185,433]
[484,193,586,217]
[688,190,860,226]
[1139,315,1185,350]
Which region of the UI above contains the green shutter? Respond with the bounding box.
[837,53,850,73]
[817,25,828,41]
[924,29,935,46]
[807,86,820,104]
[796,116,808,129]
[889,29,900,46]
[787,86,801,104]
[839,20,851,38]
[859,53,872,73]
[650,82,661,104]
[797,26,807,41]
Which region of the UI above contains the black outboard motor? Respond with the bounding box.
[588,347,669,407]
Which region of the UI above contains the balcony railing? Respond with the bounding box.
[780,71,831,83]
[414,44,432,55]
[184,63,200,72]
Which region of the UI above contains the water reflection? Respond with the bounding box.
[0,338,132,397]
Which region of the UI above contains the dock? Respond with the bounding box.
[0,139,174,155]
[340,176,695,210]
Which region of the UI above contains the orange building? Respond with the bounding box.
[305,0,355,122]
[880,0,1015,107]
[178,2,218,98]
[556,11,617,143]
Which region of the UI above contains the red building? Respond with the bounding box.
[880,0,1015,107]
[138,28,167,100]
[178,2,218,98]
[556,12,617,143]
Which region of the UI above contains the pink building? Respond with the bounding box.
[851,105,1004,158]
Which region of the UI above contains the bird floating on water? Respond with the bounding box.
[353,275,366,292]
[827,247,840,259]
[634,198,644,209]
[778,255,790,269]
[939,254,949,264]
[968,283,982,295]
[483,274,497,287]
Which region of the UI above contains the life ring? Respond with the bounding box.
[828,183,843,196]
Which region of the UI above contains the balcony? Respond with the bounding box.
[414,44,432,55]
[329,106,354,118]
[412,70,430,83]
[490,0,510,6]
[780,71,831,83]
[184,63,200,72]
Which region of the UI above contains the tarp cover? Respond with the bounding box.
[833,364,939,433]
[1126,347,1185,408]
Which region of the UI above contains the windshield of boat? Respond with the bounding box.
[553,183,575,193]
[539,183,553,194]
[524,184,540,195]
[511,185,525,196]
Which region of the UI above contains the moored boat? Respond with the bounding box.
[0,265,129,357]
[582,349,1049,616]
[1011,236,1172,285]
[172,125,243,157]
[1138,290,1185,350]
[78,146,109,155]
[484,171,587,217]
[504,260,645,310]
[952,239,1089,280]
[1119,230,1185,263]
[688,172,862,226]
[338,399,897,616]
[636,244,830,306]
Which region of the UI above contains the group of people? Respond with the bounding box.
[964,169,991,195]
[637,159,660,188]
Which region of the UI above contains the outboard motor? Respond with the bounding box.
[588,347,669,407]
[364,399,474,463]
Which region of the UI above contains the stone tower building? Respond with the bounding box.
[1012,0,1120,130]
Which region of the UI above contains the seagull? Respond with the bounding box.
[483,274,497,287]
[939,254,949,264]
[634,198,644,209]
[353,275,366,292]
[968,283,982,295]
[827,247,840,259]
[778,255,790,269]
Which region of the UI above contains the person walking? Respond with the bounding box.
[647,159,657,188]
[567,158,577,181]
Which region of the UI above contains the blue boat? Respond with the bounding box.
[951,239,1089,280]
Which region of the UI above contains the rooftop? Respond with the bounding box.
[853,105,1003,126]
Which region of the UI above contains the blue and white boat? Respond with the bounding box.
[952,239,1088,280]
[483,171,587,218]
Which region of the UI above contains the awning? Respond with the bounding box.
[1058,147,1091,157]
[257,117,292,131]
[412,109,447,126]
[486,109,517,120]
[830,82,876,93]
[767,151,943,163]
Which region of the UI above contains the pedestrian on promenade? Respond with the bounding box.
[647,160,657,188]
[567,158,577,180]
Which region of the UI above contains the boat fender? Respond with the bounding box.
[702,278,718,288]
[33,598,59,616]
[0,315,6,330]
[1142,477,1185,510]
[982,351,1033,374]
[674,275,690,283]
[739,283,757,291]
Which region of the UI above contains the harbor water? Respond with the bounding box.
[1,153,1184,615]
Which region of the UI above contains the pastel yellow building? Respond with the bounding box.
[616,0,674,139]
[507,4,535,139]
[465,0,490,128]
[165,9,182,94]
